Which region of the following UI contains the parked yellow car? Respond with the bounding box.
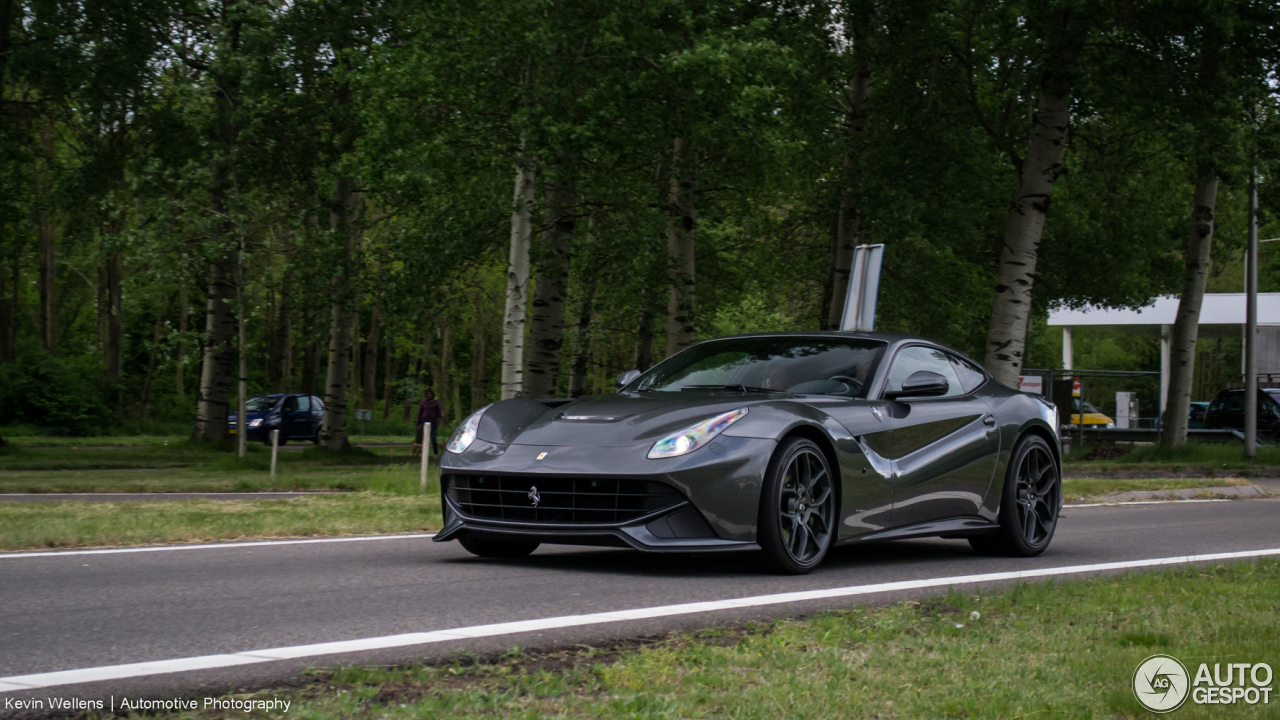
[1068,398,1115,428]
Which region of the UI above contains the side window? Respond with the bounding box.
[295,396,310,412]
[884,346,963,398]
[947,353,987,394]
[311,396,324,411]
[281,396,298,413]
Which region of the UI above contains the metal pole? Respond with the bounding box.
[419,422,431,492]
[270,428,279,482]
[1245,165,1259,458]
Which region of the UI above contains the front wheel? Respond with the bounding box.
[970,433,1061,557]
[756,437,837,575]
[458,534,539,559]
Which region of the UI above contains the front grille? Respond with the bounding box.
[445,475,683,525]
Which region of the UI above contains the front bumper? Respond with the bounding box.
[435,435,776,551]
[434,494,756,552]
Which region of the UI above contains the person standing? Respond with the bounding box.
[416,389,444,456]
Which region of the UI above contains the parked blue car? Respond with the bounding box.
[227,394,324,444]
[1156,401,1209,430]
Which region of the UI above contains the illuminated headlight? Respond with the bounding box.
[648,408,748,459]
[446,405,489,454]
[249,418,263,428]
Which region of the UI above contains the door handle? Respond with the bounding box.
[983,415,996,427]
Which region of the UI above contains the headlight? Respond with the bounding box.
[648,408,748,459]
[1106,422,1115,428]
[249,418,263,428]
[446,405,489,454]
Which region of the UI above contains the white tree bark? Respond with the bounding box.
[665,135,697,357]
[982,11,1080,386]
[1162,175,1219,448]
[319,176,359,451]
[500,159,535,399]
[981,92,1071,386]
[523,181,573,399]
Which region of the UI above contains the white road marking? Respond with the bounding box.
[2,546,1278,692]
[1064,499,1232,508]
[0,533,437,560]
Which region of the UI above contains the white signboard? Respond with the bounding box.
[1017,375,1044,395]
[840,244,885,332]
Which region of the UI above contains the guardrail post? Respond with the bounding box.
[270,428,279,482]
[420,422,432,492]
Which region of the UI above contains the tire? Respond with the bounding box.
[970,433,1061,557]
[756,437,837,575]
[458,534,539,559]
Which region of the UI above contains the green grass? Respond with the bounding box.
[1062,477,1251,502]
[177,558,1280,720]
[1064,440,1280,475]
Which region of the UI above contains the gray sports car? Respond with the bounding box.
[436,332,1062,574]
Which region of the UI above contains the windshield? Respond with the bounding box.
[245,395,282,412]
[627,336,887,398]
[1071,399,1101,414]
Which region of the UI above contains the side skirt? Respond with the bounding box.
[841,516,999,544]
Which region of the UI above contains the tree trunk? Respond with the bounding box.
[175,283,188,399]
[38,114,57,356]
[271,270,292,393]
[381,332,397,420]
[819,210,839,330]
[190,254,236,441]
[524,182,574,398]
[0,241,7,363]
[1162,175,1219,449]
[319,176,359,451]
[103,249,124,386]
[568,283,596,398]
[500,159,535,399]
[349,310,362,407]
[362,303,382,409]
[826,63,872,331]
[664,135,698,357]
[471,289,488,411]
[982,10,1081,386]
[632,309,653,372]
[140,293,177,421]
[302,304,319,395]
[441,319,458,422]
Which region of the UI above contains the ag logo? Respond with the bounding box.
[1134,654,1190,713]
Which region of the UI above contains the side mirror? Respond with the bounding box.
[884,371,949,401]
[615,369,642,389]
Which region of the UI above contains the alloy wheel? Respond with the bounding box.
[778,448,835,564]
[1014,443,1059,546]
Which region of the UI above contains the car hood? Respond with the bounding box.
[476,392,793,447]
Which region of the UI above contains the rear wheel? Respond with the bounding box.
[756,437,837,575]
[458,534,539,559]
[970,434,1060,557]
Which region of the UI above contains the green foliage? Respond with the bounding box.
[0,342,112,435]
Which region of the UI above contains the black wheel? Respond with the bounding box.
[970,434,1061,557]
[757,437,837,575]
[458,534,539,559]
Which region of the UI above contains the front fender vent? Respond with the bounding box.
[444,475,683,525]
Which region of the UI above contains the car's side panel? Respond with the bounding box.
[885,396,1000,526]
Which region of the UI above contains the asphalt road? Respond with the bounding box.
[1,497,1278,712]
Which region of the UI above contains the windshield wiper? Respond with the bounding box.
[681,384,774,393]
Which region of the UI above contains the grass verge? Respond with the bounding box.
[184,559,1280,719]
[1062,477,1251,503]
[0,492,442,551]
[1064,440,1280,476]
[0,465,443,550]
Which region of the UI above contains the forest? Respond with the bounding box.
[0,0,1278,447]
